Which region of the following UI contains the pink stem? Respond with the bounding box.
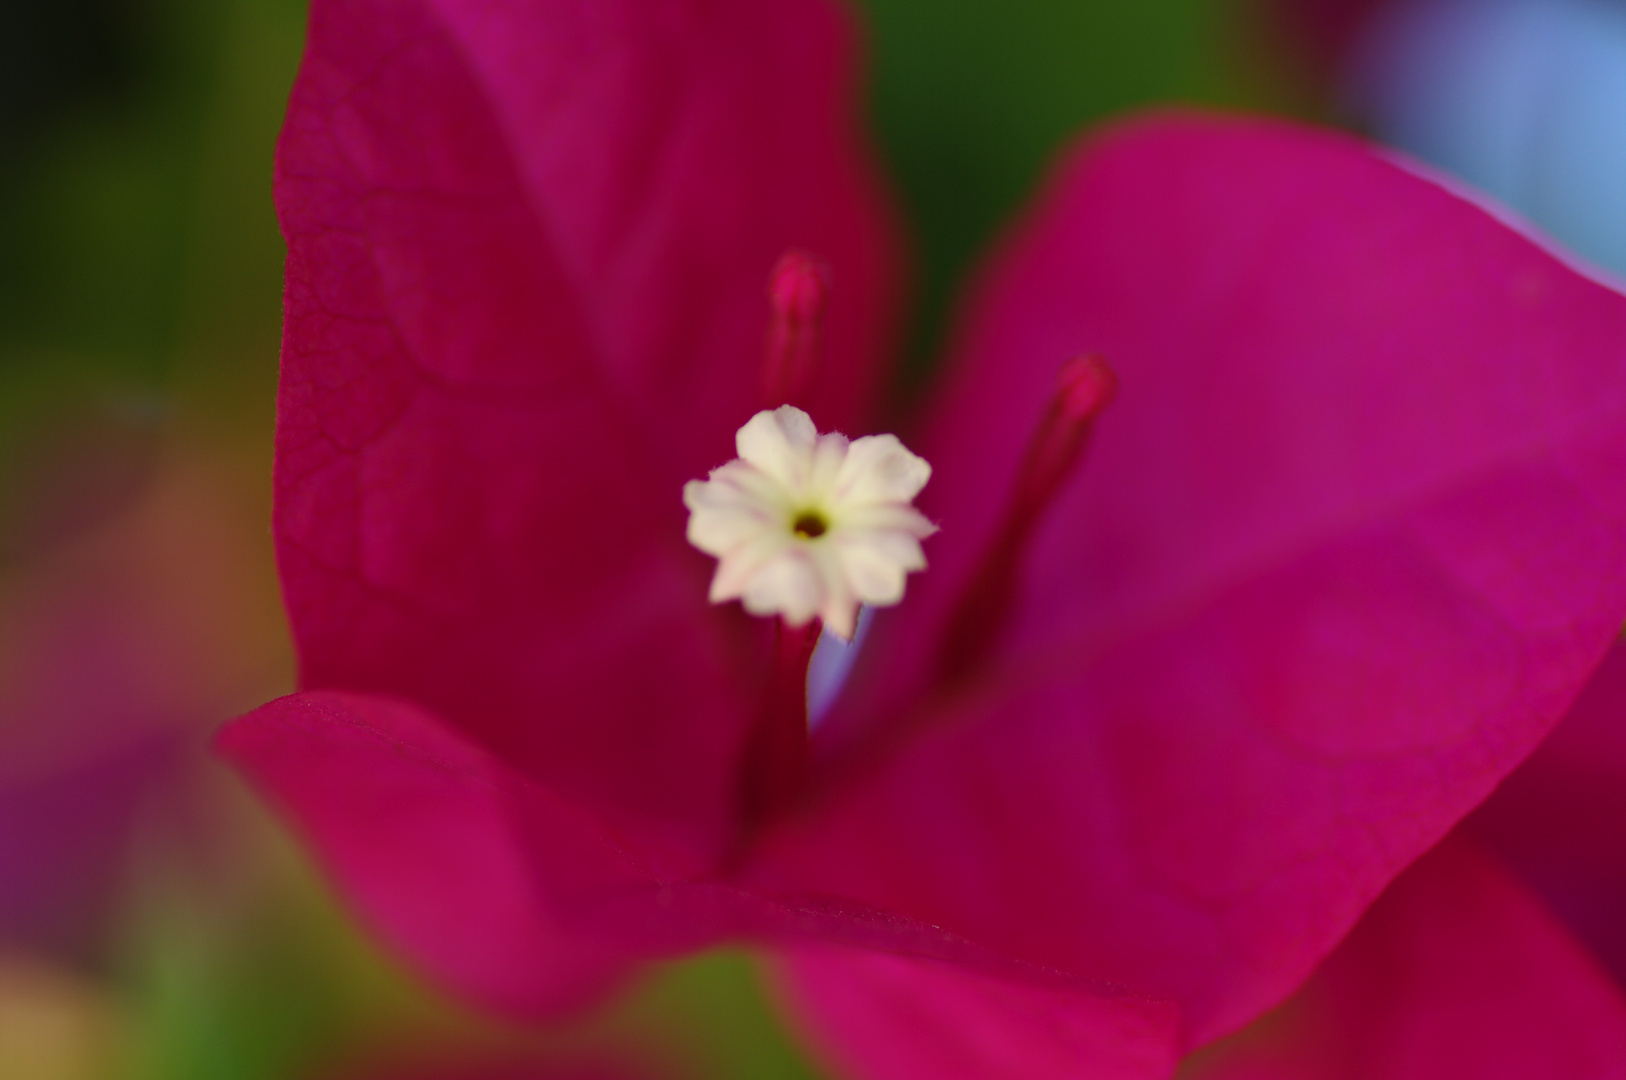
[936,355,1118,683]
[739,616,822,828]
[761,250,829,408]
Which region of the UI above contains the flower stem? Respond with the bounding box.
[739,616,821,828]
[761,250,828,408]
[937,355,1117,682]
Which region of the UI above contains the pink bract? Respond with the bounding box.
[1470,636,1626,988]
[220,0,1626,1074]
[1183,835,1626,1080]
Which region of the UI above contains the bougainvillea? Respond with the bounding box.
[219,0,1626,1074]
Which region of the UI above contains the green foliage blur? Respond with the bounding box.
[857,0,1287,377]
[0,1,1294,1077]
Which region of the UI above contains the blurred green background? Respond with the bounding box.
[0,1,1299,1077]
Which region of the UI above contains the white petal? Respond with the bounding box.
[698,459,790,508]
[736,406,818,491]
[840,502,938,539]
[684,460,796,555]
[807,431,851,496]
[834,534,910,605]
[709,532,793,601]
[740,547,824,627]
[841,528,926,573]
[686,500,772,556]
[819,598,859,641]
[810,542,859,639]
[833,434,932,505]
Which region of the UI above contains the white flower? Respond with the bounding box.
[683,406,936,639]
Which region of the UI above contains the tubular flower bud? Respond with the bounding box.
[683,405,935,640]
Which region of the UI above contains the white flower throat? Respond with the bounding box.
[683,406,936,640]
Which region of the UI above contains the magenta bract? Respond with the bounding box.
[220,0,1626,1073]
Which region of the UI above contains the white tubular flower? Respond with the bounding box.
[683,406,937,640]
